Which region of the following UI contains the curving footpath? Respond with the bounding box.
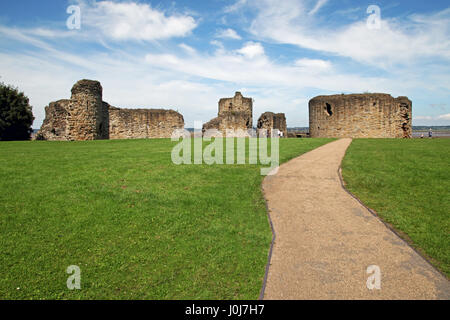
[262,138,450,299]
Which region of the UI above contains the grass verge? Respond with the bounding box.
[342,139,449,277]
[0,138,333,299]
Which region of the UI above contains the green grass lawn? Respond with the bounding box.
[342,139,450,277]
[0,137,333,299]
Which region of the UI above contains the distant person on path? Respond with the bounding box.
[428,128,433,138]
[421,133,424,139]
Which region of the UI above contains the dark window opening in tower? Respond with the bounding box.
[325,103,333,117]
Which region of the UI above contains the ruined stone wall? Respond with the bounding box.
[203,112,251,136]
[37,80,108,141]
[309,94,412,138]
[257,112,287,137]
[203,92,253,136]
[109,107,184,139]
[37,79,184,141]
[36,100,71,141]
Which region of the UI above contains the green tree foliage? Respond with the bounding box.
[0,82,34,141]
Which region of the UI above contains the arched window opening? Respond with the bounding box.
[325,103,333,117]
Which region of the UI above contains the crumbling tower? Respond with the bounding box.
[203,92,253,136]
[218,92,253,125]
[68,80,109,140]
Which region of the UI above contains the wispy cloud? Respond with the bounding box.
[178,43,196,55]
[437,113,450,120]
[295,58,331,70]
[245,0,450,67]
[309,0,328,16]
[224,0,248,13]
[216,28,242,40]
[414,113,450,124]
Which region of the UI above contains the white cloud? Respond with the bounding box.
[224,0,248,13]
[79,0,197,41]
[236,42,265,59]
[295,58,331,70]
[142,41,392,94]
[309,0,328,16]
[178,43,196,55]
[415,114,450,122]
[26,28,75,38]
[414,116,433,121]
[245,0,450,67]
[437,113,450,120]
[216,28,242,40]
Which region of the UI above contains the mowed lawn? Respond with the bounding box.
[342,139,450,277]
[0,138,333,299]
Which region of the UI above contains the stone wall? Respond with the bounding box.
[37,80,184,141]
[257,112,287,137]
[309,94,412,138]
[109,107,184,139]
[36,100,71,141]
[218,92,252,122]
[203,92,253,136]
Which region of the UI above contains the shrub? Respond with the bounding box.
[0,82,34,141]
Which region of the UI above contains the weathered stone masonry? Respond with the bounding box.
[309,94,412,138]
[257,112,287,137]
[37,80,184,141]
[38,82,411,141]
[203,92,253,136]
[109,107,184,140]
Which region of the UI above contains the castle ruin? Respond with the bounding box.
[257,112,287,137]
[37,81,411,141]
[203,92,253,137]
[309,94,412,138]
[37,80,184,141]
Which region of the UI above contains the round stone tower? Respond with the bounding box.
[309,93,412,138]
[68,79,109,140]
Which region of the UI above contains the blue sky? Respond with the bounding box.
[0,0,449,128]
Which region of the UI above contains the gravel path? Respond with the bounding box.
[262,138,450,300]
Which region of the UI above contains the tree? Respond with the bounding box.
[0,82,35,141]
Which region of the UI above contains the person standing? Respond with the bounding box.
[428,128,433,138]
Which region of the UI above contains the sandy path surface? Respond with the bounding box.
[262,138,450,300]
